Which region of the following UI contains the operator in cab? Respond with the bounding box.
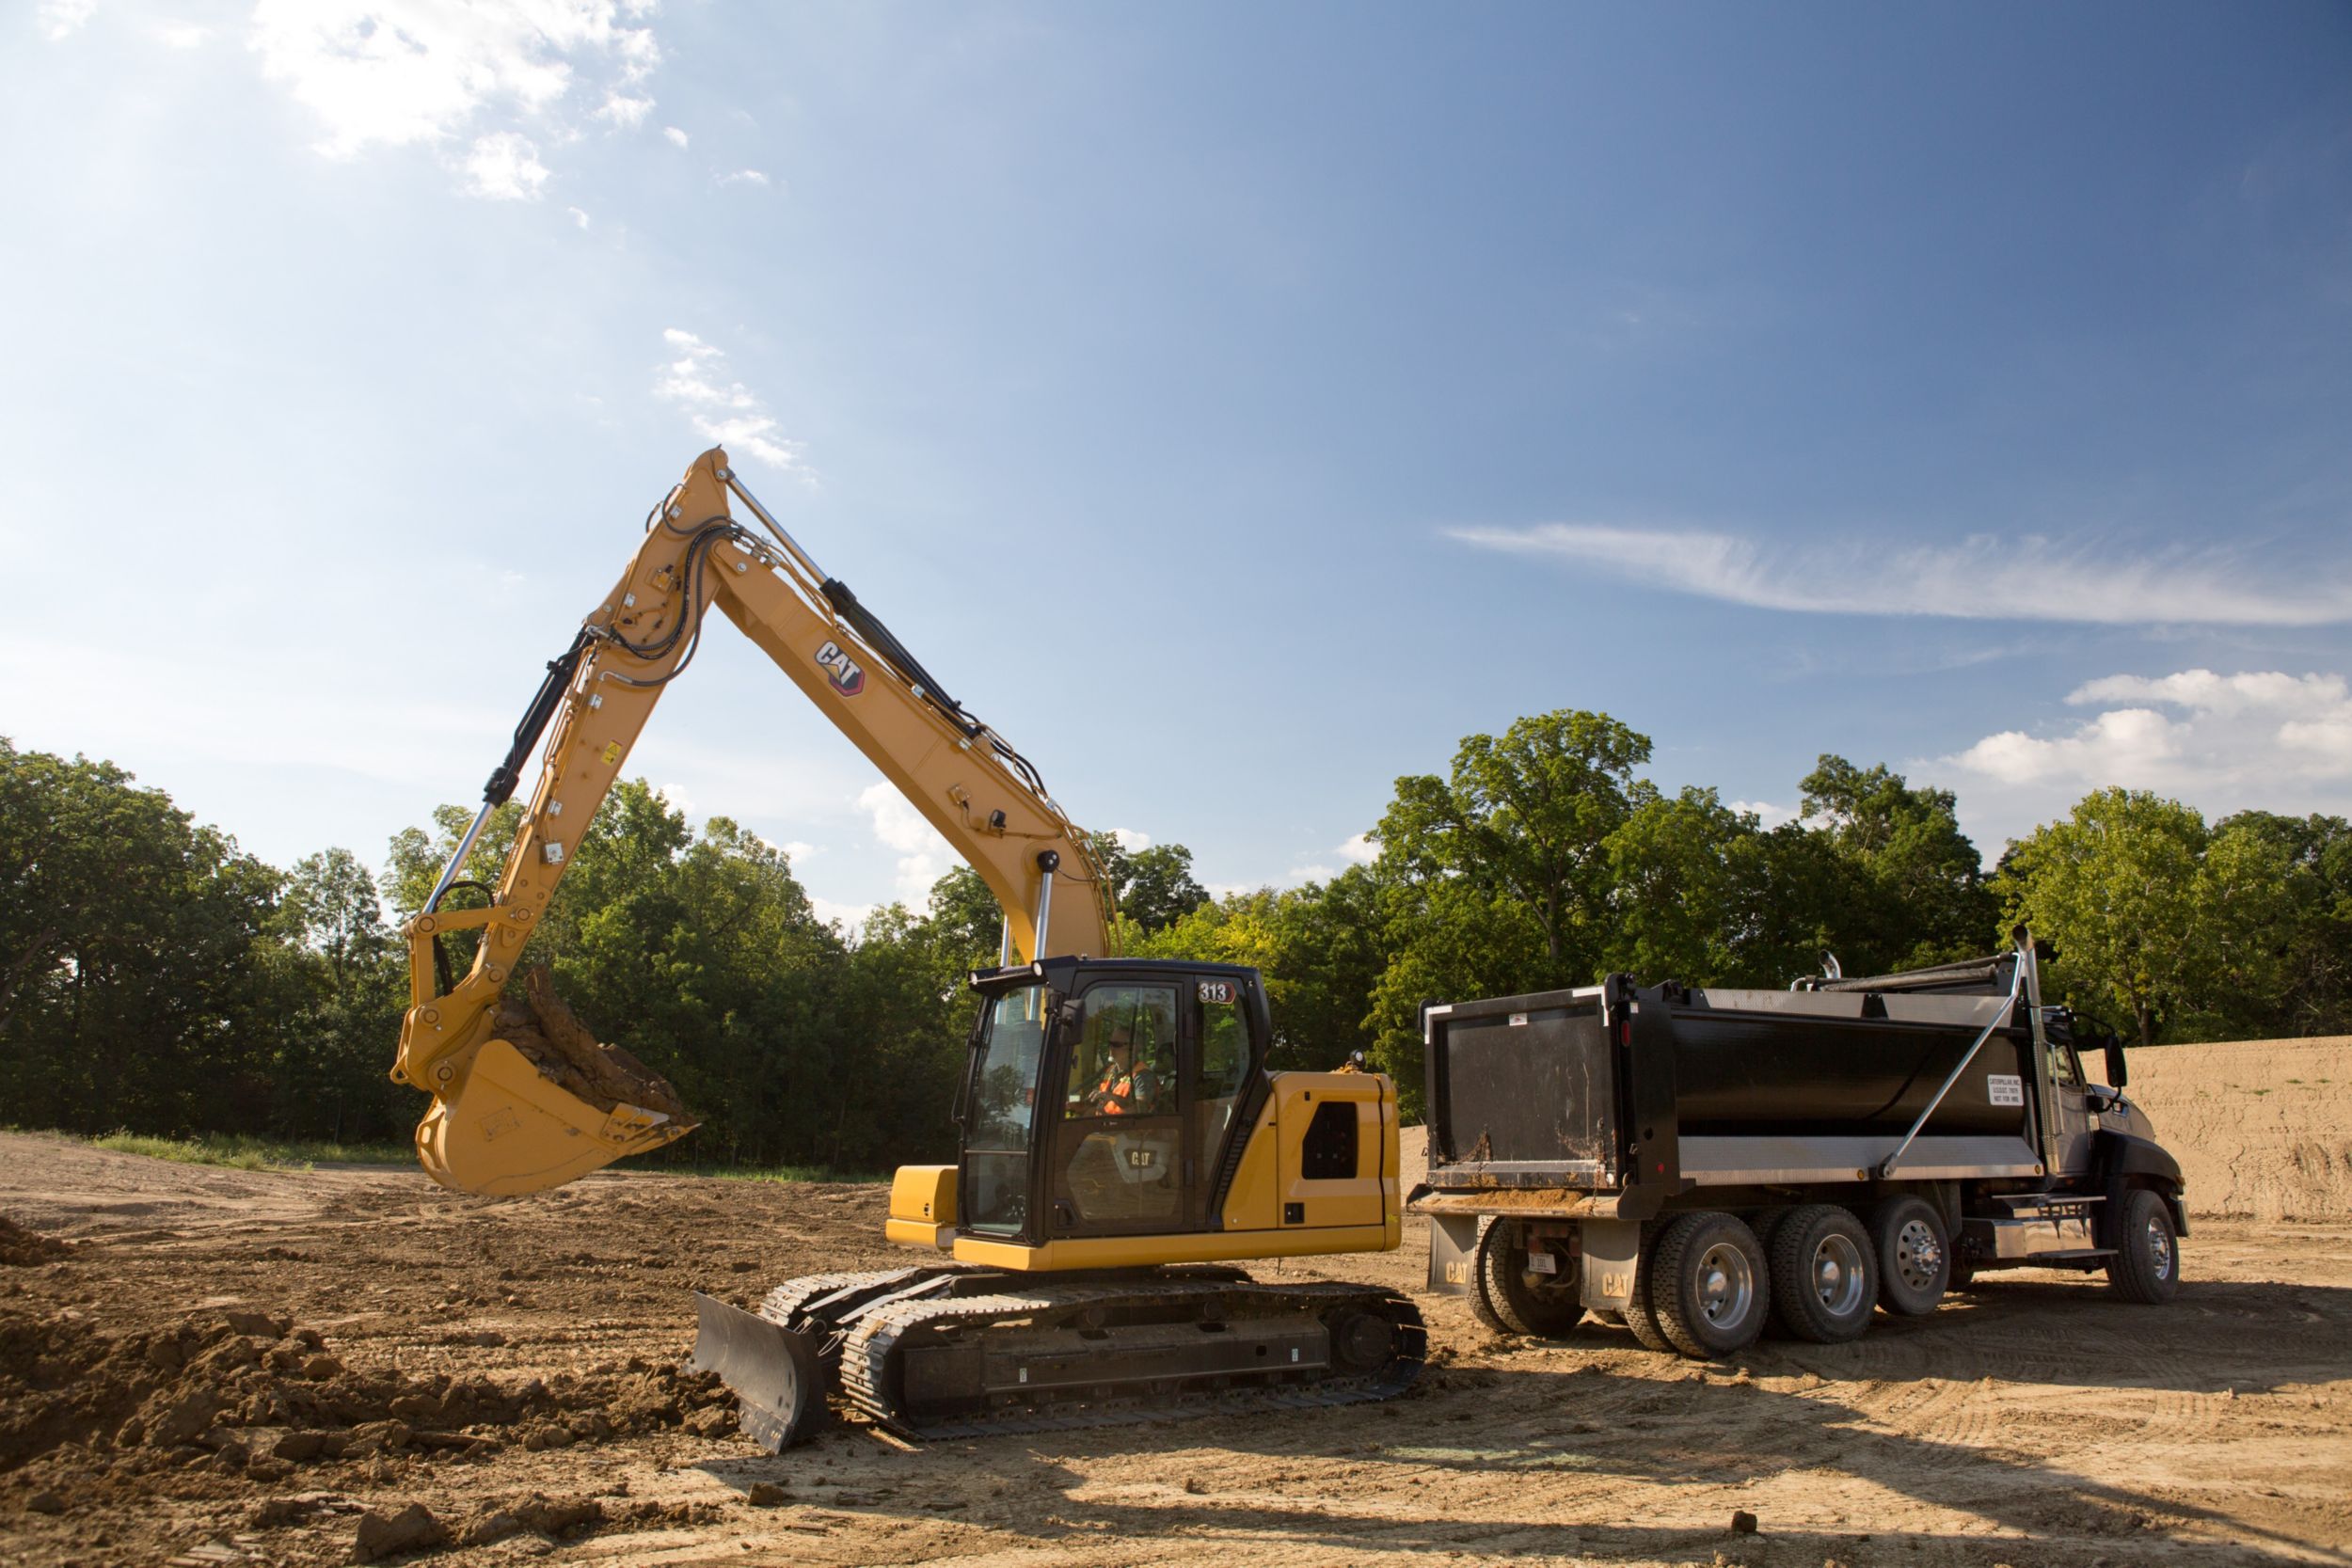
[1089,1026,1163,1117]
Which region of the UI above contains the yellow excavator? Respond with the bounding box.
[392,448,1422,1447]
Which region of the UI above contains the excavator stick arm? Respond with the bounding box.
[395,449,1118,1196]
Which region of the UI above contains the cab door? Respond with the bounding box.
[1187,974,1257,1228]
[1048,979,1189,1236]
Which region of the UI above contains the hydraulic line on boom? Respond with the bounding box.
[392,449,1114,1196]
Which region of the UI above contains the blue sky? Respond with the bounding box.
[4,2,2348,926]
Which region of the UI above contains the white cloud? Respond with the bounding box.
[566,204,590,229]
[1282,863,1338,884]
[857,783,953,903]
[153,20,209,47]
[655,781,694,816]
[1107,828,1152,851]
[38,0,95,41]
[461,132,549,201]
[662,125,689,148]
[1449,524,2352,627]
[596,90,652,127]
[805,895,874,934]
[652,328,803,474]
[1337,832,1378,865]
[778,839,818,863]
[1942,669,2352,846]
[246,0,662,193]
[1730,799,1797,830]
[717,167,771,188]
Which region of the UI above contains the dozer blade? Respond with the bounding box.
[691,1291,825,1452]
[416,1037,694,1197]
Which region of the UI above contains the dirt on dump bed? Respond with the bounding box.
[493,967,690,1123]
[3,1038,2350,1568]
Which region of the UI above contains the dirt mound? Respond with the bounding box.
[0,1305,731,1493]
[494,966,691,1120]
[0,1215,71,1266]
[2127,1036,2352,1220]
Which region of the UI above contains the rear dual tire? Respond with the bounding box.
[1470,1217,1586,1337]
[1649,1212,1772,1358]
[1767,1204,1877,1343]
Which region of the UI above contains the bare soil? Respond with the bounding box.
[2,1040,2348,1568]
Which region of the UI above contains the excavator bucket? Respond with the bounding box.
[415,971,697,1197]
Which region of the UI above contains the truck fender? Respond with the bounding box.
[2097,1132,2188,1242]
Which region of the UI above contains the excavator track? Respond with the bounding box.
[727,1266,1424,1444]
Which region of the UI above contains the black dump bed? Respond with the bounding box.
[1423,956,2042,1201]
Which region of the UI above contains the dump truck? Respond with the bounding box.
[1412,932,2186,1355]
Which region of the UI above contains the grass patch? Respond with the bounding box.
[661,1161,887,1185]
[87,1132,412,1170]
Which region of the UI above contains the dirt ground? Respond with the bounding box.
[4,1047,2351,1568]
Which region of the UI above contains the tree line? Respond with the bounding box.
[4,713,2345,1160]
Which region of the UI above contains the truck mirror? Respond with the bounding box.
[2104,1039,2128,1089]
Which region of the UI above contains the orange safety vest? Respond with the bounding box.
[1092,1060,1137,1116]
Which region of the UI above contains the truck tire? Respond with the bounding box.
[1650,1212,1771,1358]
[1767,1204,1876,1343]
[1870,1196,1950,1316]
[1470,1217,1584,1337]
[2105,1188,2181,1305]
[1623,1225,1675,1353]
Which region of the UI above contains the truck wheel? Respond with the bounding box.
[1650,1212,1770,1358]
[1470,1218,1584,1337]
[1870,1196,1950,1316]
[2105,1188,2181,1305]
[1623,1225,1675,1353]
[1767,1204,1876,1343]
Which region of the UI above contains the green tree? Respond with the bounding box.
[1799,756,1996,974]
[1999,787,2291,1046]
[1086,833,1210,934]
[0,739,287,1135]
[1135,863,1388,1071]
[1366,710,1650,1101]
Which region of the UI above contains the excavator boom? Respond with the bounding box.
[394,449,1117,1195]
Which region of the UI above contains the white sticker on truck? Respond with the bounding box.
[1987,1073,2024,1106]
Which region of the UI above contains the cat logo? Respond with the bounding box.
[814,640,865,696]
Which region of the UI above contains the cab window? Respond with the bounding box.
[1064,984,1177,1120]
[1194,978,1251,1169]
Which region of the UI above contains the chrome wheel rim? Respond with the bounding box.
[1812,1233,1867,1317]
[1696,1242,1755,1327]
[2146,1215,2175,1280]
[1895,1217,1944,1292]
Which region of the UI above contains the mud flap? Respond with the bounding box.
[1427,1212,1478,1294]
[691,1292,824,1452]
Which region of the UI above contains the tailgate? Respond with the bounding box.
[1424,987,1619,1188]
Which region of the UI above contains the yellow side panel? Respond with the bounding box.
[1275,1073,1389,1230]
[953,1224,1391,1272]
[1217,1100,1281,1230]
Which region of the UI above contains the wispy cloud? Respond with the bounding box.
[1942,669,2352,844]
[1449,524,2352,626]
[652,328,803,474]
[716,167,771,188]
[153,21,209,48]
[662,125,689,148]
[247,0,662,196]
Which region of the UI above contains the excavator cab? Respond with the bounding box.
[884,958,1272,1256]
